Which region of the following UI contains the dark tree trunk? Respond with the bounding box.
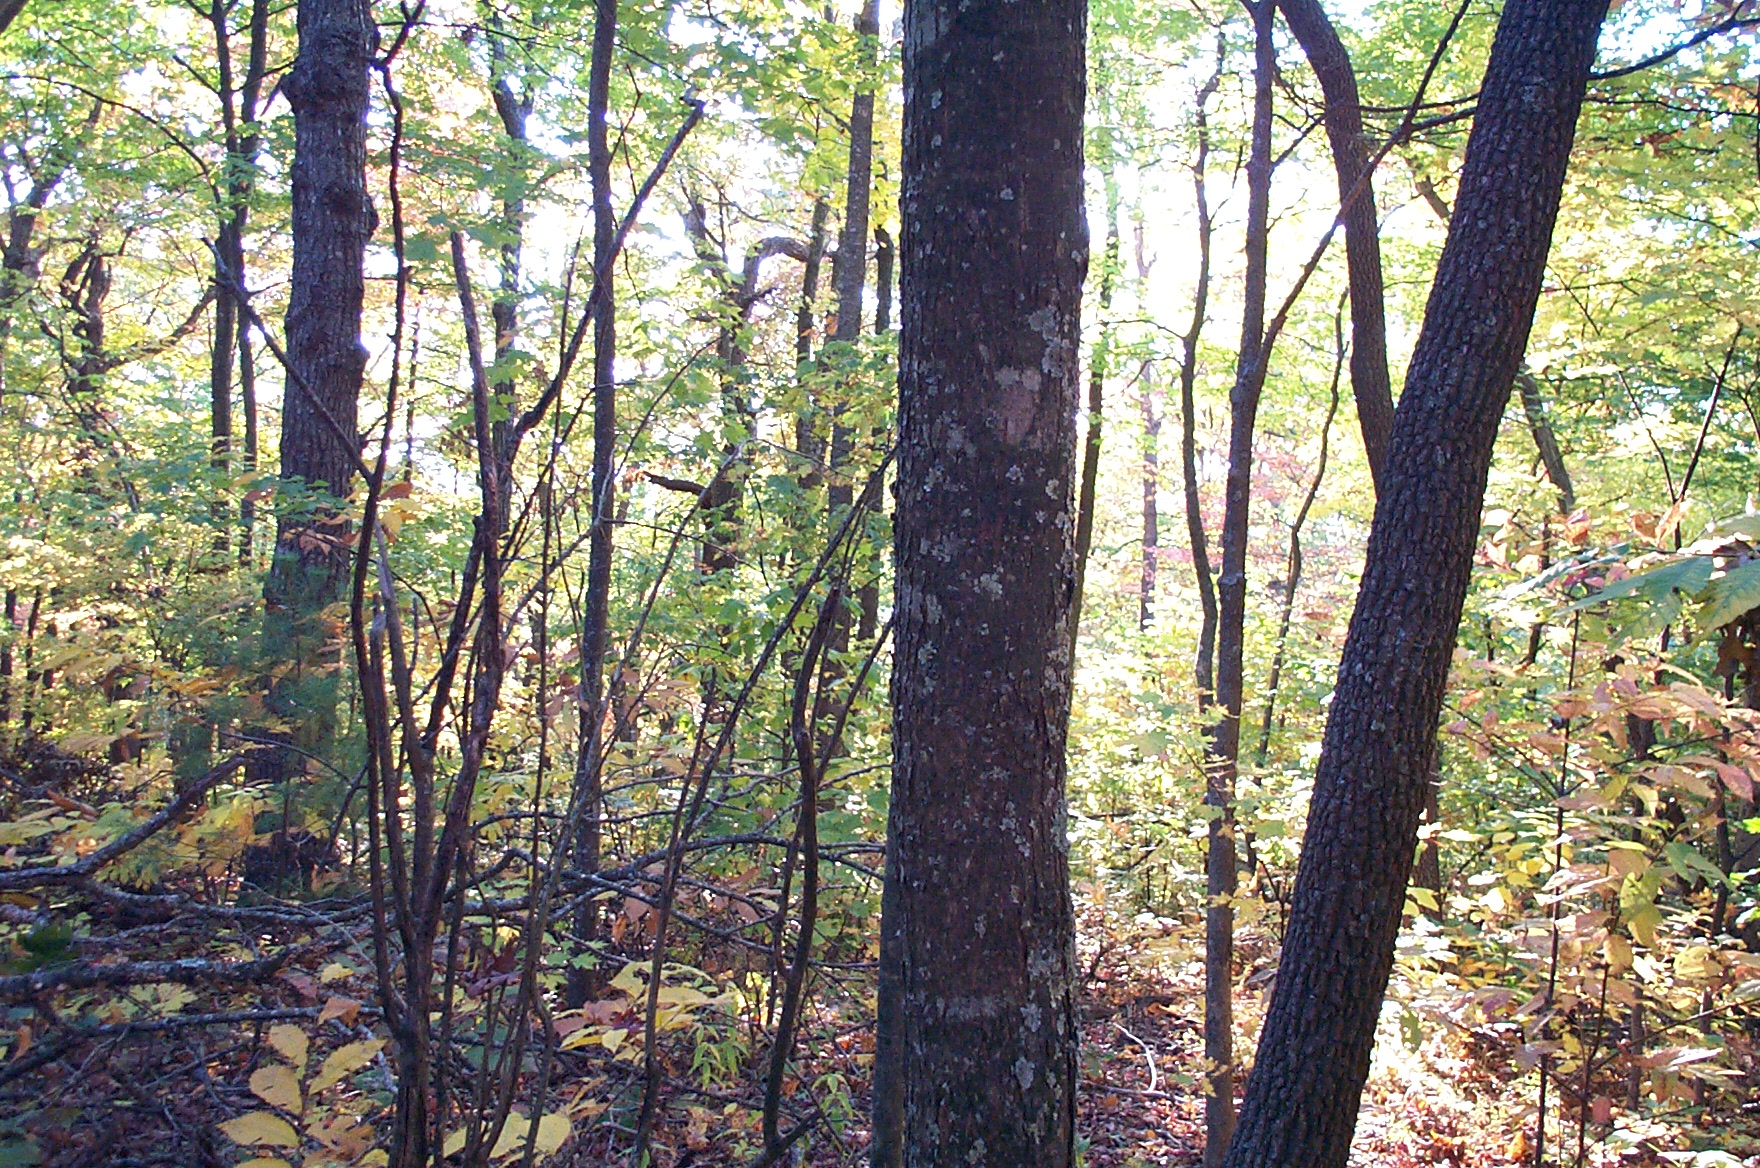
[1221,4,1608,1165]
[259,0,373,778]
[267,0,374,604]
[1181,58,1222,700]
[1277,0,1394,486]
[208,0,270,553]
[827,0,880,661]
[568,0,617,1009]
[872,0,1087,1163]
[1071,175,1119,659]
[1207,9,1275,1158]
[859,223,895,641]
[1518,368,1576,513]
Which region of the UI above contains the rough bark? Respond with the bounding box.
[872,0,1087,1163]
[258,0,373,791]
[1221,4,1608,1165]
[1207,9,1275,1159]
[0,0,26,38]
[1277,0,1394,487]
[266,0,374,607]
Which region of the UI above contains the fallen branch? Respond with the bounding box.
[0,757,247,893]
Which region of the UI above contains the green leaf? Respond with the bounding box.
[1562,555,1712,613]
[1697,558,1760,632]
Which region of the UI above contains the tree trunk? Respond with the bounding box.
[266,0,373,609]
[1181,56,1222,700]
[1207,9,1275,1159]
[1518,368,1576,513]
[1071,173,1119,660]
[1277,0,1394,487]
[873,0,1087,1162]
[569,0,616,1009]
[827,0,880,661]
[1221,5,1608,1165]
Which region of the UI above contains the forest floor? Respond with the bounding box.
[5,900,1755,1167]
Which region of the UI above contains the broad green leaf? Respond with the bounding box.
[1696,558,1760,631]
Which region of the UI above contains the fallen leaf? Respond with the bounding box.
[268,1024,308,1073]
[249,1065,302,1113]
[219,1112,300,1148]
[318,996,361,1026]
[310,1038,385,1094]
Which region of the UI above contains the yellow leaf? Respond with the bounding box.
[237,1160,295,1168]
[219,1111,300,1147]
[359,1153,389,1168]
[1627,904,1663,949]
[1605,934,1633,975]
[268,1024,309,1073]
[318,962,353,984]
[600,1028,626,1055]
[488,1112,572,1162]
[249,1065,303,1112]
[310,1038,384,1093]
[442,1130,467,1158]
[608,962,646,997]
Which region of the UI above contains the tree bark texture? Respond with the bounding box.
[267,0,374,610]
[873,1,1087,1164]
[1277,0,1394,487]
[1221,5,1608,1165]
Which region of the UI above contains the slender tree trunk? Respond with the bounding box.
[1141,373,1160,630]
[1277,0,1394,486]
[1207,10,1275,1159]
[1254,306,1342,768]
[859,222,895,641]
[208,0,270,556]
[1222,5,1608,1164]
[873,0,1087,1162]
[1518,368,1576,513]
[1071,173,1120,660]
[569,0,617,1008]
[827,0,880,661]
[1181,57,1222,701]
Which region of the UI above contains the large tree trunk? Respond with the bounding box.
[1277,0,1393,486]
[872,0,1087,1163]
[258,0,373,789]
[1221,4,1608,1165]
[267,0,373,608]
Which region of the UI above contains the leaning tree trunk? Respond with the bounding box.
[872,0,1087,1164]
[1277,0,1394,486]
[1221,4,1608,1165]
[256,0,373,793]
